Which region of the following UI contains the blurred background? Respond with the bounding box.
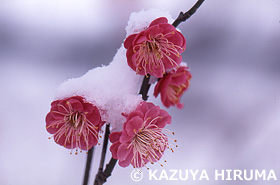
[0,0,280,185]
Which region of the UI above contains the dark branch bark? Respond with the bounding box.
[172,0,205,27]
[94,124,111,185]
[94,158,118,185]
[82,147,94,185]
[138,75,151,101]
[98,124,110,172]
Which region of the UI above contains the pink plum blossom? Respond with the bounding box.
[46,96,104,154]
[124,17,186,78]
[109,101,172,168]
[154,66,192,109]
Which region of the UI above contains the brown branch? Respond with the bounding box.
[82,147,94,185]
[138,74,151,101]
[94,158,118,185]
[97,124,110,172]
[94,124,111,185]
[172,0,205,27]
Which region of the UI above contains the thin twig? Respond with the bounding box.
[94,124,111,185]
[82,147,94,185]
[98,124,110,172]
[172,0,205,27]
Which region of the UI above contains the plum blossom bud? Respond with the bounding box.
[154,66,192,109]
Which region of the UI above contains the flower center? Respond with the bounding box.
[134,130,154,146]
[67,111,85,128]
[130,127,168,168]
[167,84,187,102]
[133,32,183,76]
[145,41,162,59]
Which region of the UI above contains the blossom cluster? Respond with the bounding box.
[45,9,192,169]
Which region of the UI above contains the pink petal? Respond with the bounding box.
[126,48,137,71]
[170,70,191,86]
[155,109,172,128]
[134,35,148,45]
[109,132,122,143]
[119,130,132,143]
[167,31,186,52]
[144,106,160,125]
[50,100,60,108]
[83,102,95,113]
[57,102,69,114]
[126,110,144,122]
[124,34,137,49]
[110,142,121,159]
[150,63,165,78]
[125,116,143,136]
[159,24,177,37]
[137,101,155,115]
[136,66,146,76]
[154,74,172,106]
[87,108,102,126]
[46,113,62,134]
[55,134,74,149]
[149,17,168,27]
[117,143,132,161]
[162,54,182,70]
[50,110,65,120]
[80,133,97,150]
[119,150,133,167]
[176,102,184,109]
[68,98,83,112]
[144,25,164,38]
[154,80,161,98]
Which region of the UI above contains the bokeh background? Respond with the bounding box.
[0,0,280,185]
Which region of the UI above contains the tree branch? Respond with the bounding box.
[94,158,118,185]
[82,147,94,185]
[94,124,111,185]
[172,0,205,27]
[98,124,110,172]
[138,75,151,101]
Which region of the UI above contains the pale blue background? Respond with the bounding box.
[0,0,280,185]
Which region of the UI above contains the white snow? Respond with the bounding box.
[125,9,174,37]
[55,46,143,131]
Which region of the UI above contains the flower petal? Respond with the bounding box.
[149,17,168,27]
[144,106,160,125]
[126,110,144,121]
[119,150,133,167]
[125,116,144,136]
[68,97,84,112]
[124,34,137,49]
[117,143,132,161]
[110,142,121,159]
[109,132,122,143]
